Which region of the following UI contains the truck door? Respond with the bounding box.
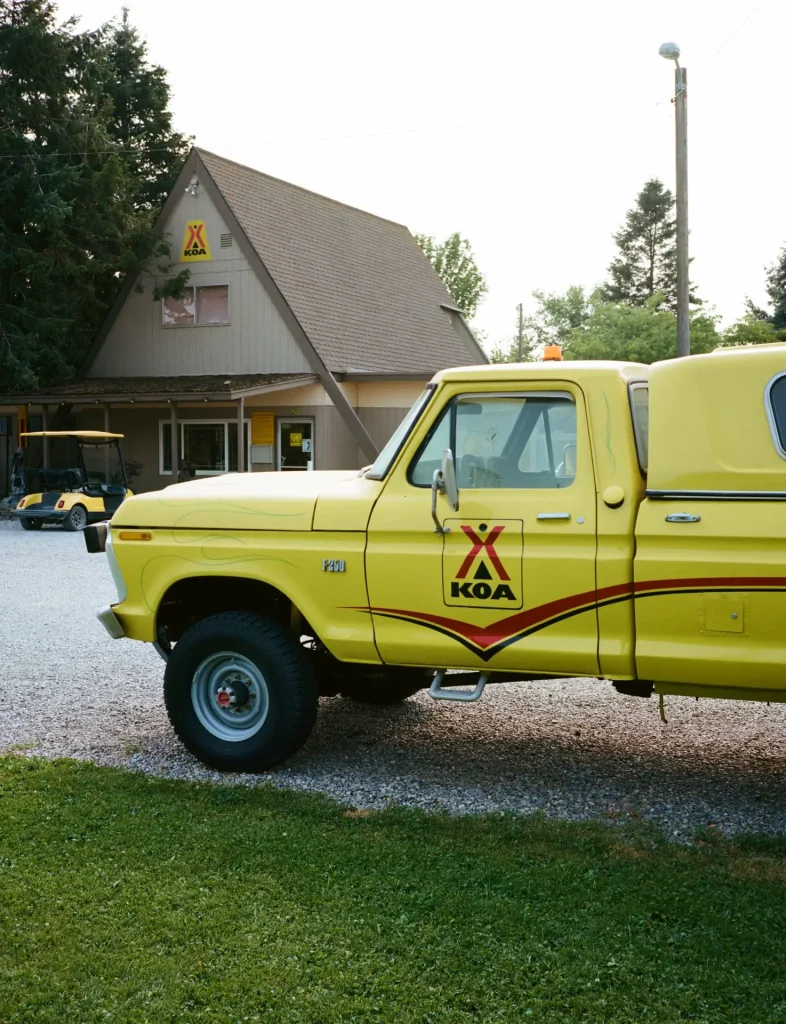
[365,385,599,674]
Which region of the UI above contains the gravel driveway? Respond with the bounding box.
[1,517,784,840]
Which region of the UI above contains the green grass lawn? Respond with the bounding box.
[1,758,785,1023]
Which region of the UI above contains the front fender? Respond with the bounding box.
[109,528,378,663]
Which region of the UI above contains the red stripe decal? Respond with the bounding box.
[355,576,786,658]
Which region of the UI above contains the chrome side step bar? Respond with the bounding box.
[429,669,489,702]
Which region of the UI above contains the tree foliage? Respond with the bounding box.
[0,0,188,392]
[764,245,786,330]
[600,179,698,310]
[718,313,786,348]
[415,232,487,320]
[564,295,719,364]
[101,8,191,213]
[489,287,590,363]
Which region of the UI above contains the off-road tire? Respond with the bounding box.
[63,504,88,532]
[19,518,43,531]
[163,611,318,772]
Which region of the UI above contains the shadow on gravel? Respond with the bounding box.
[277,691,786,822]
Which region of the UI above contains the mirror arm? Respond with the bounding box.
[431,470,451,534]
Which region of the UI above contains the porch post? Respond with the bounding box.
[237,396,245,472]
[103,404,111,480]
[170,402,178,478]
[42,406,49,468]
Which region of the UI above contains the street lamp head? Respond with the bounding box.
[659,41,681,62]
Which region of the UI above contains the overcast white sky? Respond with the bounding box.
[58,0,786,347]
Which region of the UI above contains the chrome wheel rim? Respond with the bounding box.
[191,651,270,742]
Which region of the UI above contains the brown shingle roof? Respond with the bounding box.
[197,149,485,375]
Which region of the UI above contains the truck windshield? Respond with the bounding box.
[364,386,436,480]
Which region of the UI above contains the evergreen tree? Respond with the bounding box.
[415,232,487,319]
[100,8,191,213]
[601,179,698,310]
[0,0,187,392]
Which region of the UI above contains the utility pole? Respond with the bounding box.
[674,65,689,357]
[660,42,690,356]
[517,303,524,361]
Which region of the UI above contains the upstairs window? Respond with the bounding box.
[163,285,229,327]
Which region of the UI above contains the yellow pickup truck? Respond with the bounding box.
[88,345,786,772]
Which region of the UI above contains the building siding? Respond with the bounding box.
[89,190,311,379]
[73,403,366,492]
[65,380,424,494]
[358,407,412,454]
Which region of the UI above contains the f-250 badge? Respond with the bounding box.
[442,519,523,609]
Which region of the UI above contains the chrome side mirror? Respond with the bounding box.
[430,448,459,534]
[441,448,458,511]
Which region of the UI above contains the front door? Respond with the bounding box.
[365,384,599,674]
[278,419,314,471]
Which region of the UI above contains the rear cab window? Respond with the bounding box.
[628,383,649,474]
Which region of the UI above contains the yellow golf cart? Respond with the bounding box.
[14,431,131,532]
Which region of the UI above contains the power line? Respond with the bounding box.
[711,0,768,59]
[0,98,674,162]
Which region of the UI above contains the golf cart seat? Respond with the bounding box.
[62,468,84,490]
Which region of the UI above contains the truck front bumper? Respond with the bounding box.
[96,606,125,640]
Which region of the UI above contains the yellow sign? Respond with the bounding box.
[251,413,275,446]
[289,432,303,448]
[180,220,211,262]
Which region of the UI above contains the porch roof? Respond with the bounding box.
[3,374,319,405]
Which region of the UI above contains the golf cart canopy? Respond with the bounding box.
[20,431,124,440]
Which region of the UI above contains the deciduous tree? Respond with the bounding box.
[415,232,487,320]
[489,287,590,362]
[564,294,719,364]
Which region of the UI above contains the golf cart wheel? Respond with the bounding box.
[340,667,430,705]
[19,518,43,531]
[163,612,318,772]
[63,504,88,532]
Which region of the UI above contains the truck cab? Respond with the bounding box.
[89,345,786,772]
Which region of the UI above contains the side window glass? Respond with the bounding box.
[409,394,577,489]
[409,404,452,486]
[767,375,786,457]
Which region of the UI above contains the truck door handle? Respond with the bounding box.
[665,513,701,523]
[537,512,571,521]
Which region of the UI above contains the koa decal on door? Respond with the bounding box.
[442,519,523,609]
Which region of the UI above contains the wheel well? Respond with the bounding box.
[156,576,300,645]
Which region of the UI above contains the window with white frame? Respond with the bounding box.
[162,285,229,327]
[160,419,250,475]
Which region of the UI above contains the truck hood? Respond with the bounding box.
[111,470,383,532]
